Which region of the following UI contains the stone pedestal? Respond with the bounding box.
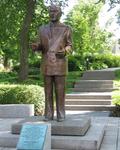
[52,124,105,150]
[10,116,105,150]
[12,116,90,136]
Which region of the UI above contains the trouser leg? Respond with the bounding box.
[44,76,54,120]
[54,75,66,120]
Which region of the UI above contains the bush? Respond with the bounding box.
[0,84,45,115]
[68,54,120,71]
[110,105,120,117]
[111,90,120,117]
[0,72,17,84]
[68,55,86,71]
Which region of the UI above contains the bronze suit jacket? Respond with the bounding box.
[36,22,72,75]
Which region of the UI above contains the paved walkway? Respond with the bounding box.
[98,67,120,71]
[0,112,119,150]
[67,113,120,150]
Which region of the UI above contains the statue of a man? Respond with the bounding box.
[32,4,72,122]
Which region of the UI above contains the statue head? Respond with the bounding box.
[48,5,62,22]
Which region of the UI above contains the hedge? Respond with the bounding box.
[0,84,45,115]
[68,54,120,71]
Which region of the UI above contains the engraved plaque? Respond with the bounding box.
[17,124,48,150]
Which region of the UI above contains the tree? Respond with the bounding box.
[0,0,68,80]
[65,0,112,56]
[0,0,25,69]
[96,0,120,10]
[19,0,36,81]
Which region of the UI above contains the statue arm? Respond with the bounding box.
[65,26,72,54]
[31,27,42,52]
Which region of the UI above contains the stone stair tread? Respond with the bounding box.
[75,84,113,86]
[71,87,117,90]
[76,80,113,82]
[71,88,116,92]
[66,93,112,99]
[74,85,113,89]
[66,92,112,96]
[65,105,115,111]
[66,99,111,101]
[66,105,115,107]
[65,100,111,106]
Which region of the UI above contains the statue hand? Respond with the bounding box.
[65,46,72,54]
[31,43,39,52]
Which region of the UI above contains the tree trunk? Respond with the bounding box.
[3,55,9,69]
[19,0,36,81]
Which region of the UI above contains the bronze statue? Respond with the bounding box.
[32,4,72,122]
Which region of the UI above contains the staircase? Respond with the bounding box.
[65,69,116,111]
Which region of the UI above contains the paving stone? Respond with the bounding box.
[102,135,117,145]
[105,130,118,136]
[0,132,19,147]
[100,144,116,150]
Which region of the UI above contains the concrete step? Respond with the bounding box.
[66,93,112,99]
[74,83,113,88]
[74,80,113,88]
[65,105,115,111]
[72,88,115,92]
[75,80,113,84]
[81,71,115,80]
[65,99,111,105]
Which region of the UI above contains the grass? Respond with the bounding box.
[112,69,120,116]
[0,69,83,93]
[112,70,120,104]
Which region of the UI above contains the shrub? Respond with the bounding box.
[68,54,120,71]
[111,90,120,117]
[0,72,17,84]
[0,84,45,115]
[68,55,86,71]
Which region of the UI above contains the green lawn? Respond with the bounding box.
[113,70,120,105]
[0,70,82,93]
[112,70,120,116]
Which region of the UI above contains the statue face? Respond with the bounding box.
[49,6,62,22]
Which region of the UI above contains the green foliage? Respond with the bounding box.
[0,84,45,115]
[0,69,82,94]
[117,9,120,25]
[65,0,112,56]
[112,70,120,117]
[68,54,120,71]
[115,69,120,80]
[0,72,17,84]
[66,71,83,93]
[0,0,49,68]
[112,90,120,117]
